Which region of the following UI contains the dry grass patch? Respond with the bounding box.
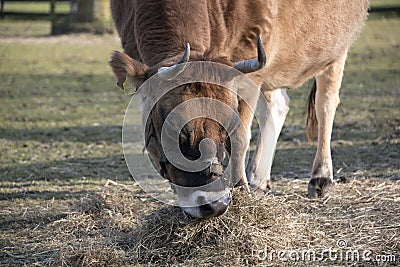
[3,178,398,266]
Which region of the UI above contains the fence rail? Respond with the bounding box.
[370,6,400,14]
[1,1,399,20]
[0,0,75,19]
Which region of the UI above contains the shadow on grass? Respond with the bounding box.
[0,154,131,182]
[0,189,91,201]
[1,134,397,184]
[274,120,396,147]
[0,125,131,144]
[0,212,68,231]
[271,140,399,180]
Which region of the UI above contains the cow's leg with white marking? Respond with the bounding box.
[308,52,347,198]
[227,90,260,192]
[247,88,290,191]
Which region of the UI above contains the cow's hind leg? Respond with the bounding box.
[307,53,347,198]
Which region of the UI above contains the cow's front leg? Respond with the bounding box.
[247,88,290,192]
[307,53,347,198]
[227,95,259,192]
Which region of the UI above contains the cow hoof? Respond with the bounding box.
[307,177,334,198]
[236,183,250,193]
[250,179,272,194]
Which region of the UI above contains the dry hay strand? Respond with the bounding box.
[46,184,149,267]
[59,238,126,267]
[18,177,399,266]
[130,189,311,266]
[114,177,399,266]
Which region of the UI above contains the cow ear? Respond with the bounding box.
[109,51,148,91]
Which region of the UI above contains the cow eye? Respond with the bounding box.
[179,132,187,145]
[179,129,189,145]
[220,130,228,143]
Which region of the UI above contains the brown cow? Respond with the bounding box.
[109,0,368,218]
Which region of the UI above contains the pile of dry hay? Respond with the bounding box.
[5,177,400,266]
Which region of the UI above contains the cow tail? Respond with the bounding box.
[306,78,318,142]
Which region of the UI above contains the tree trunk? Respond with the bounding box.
[94,0,111,23]
[75,0,110,23]
[76,0,94,22]
[52,0,112,35]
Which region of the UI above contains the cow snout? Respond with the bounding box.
[197,192,231,217]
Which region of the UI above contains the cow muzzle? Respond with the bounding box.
[196,190,231,218]
[178,188,231,218]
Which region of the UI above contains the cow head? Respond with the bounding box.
[110,37,266,218]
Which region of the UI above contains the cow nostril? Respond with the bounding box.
[198,199,229,218]
[195,192,231,218]
[212,200,229,217]
[199,203,214,217]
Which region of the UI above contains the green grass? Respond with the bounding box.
[0,2,113,35]
[370,0,400,7]
[0,33,133,173]
[2,0,397,13]
[0,20,51,36]
[0,16,399,266]
[2,2,70,13]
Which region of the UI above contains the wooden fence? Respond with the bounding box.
[0,0,114,34]
[0,0,74,19]
[371,6,400,14]
[2,0,399,19]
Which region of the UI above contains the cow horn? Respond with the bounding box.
[158,43,190,80]
[234,36,266,73]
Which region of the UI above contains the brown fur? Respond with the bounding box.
[306,79,318,142]
[109,0,368,191]
[109,51,148,89]
[144,81,234,186]
[110,0,368,88]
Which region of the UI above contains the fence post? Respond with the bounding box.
[1,0,5,19]
[76,0,94,22]
[70,0,77,15]
[50,0,56,35]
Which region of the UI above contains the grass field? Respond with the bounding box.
[0,0,396,13]
[1,2,70,14]
[370,0,400,6]
[0,12,399,267]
